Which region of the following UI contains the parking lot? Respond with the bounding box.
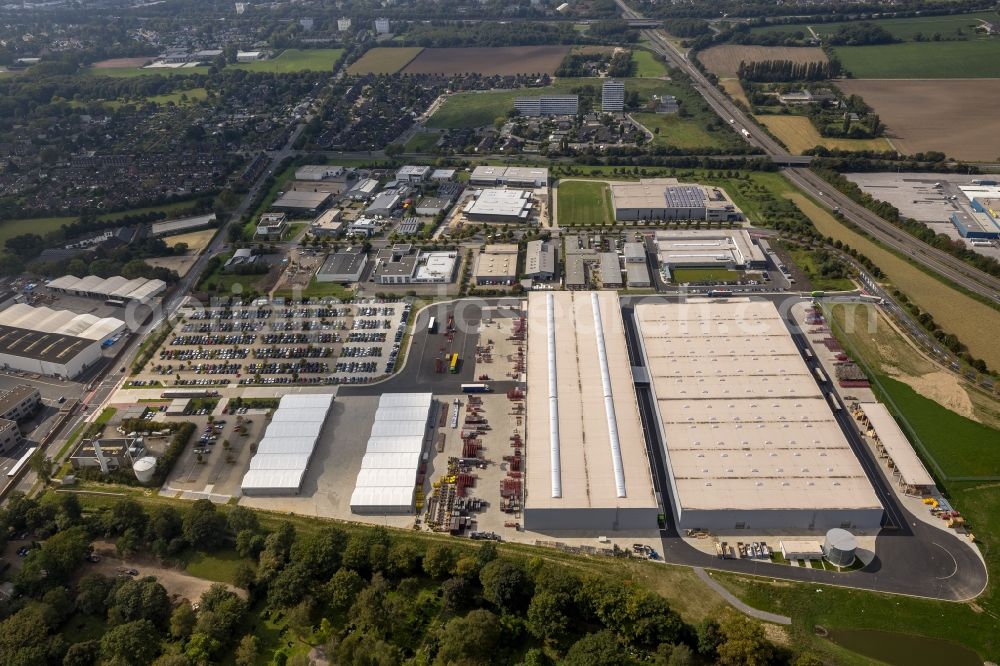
[130,299,410,388]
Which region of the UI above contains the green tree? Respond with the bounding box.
[226,505,260,535]
[184,633,221,665]
[28,448,52,484]
[387,541,421,577]
[107,577,172,629]
[563,630,636,666]
[62,640,101,666]
[715,611,774,666]
[422,543,457,579]
[480,559,533,614]
[526,590,572,644]
[235,529,265,558]
[0,604,52,664]
[234,635,258,666]
[182,500,227,551]
[324,567,365,615]
[434,609,502,666]
[195,584,247,644]
[76,573,115,616]
[170,602,197,640]
[100,620,160,666]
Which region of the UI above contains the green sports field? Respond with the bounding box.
[833,39,1000,78]
[230,48,344,73]
[556,180,614,226]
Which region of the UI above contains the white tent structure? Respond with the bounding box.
[46,274,166,302]
[350,393,432,514]
[240,393,334,495]
[0,304,126,341]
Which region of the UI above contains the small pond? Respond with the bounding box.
[825,627,981,666]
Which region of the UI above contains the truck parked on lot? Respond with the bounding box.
[461,383,492,393]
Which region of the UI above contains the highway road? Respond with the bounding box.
[616,0,1000,303]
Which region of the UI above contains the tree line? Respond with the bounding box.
[0,493,822,666]
[737,59,842,83]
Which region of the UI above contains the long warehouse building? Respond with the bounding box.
[634,299,883,531]
[525,291,659,531]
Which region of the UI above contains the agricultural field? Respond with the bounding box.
[346,47,424,75]
[556,180,614,226]
[92,57,151,69]
[719,78,750,107]
[632,112,728,149]
[697,45,828,78]
[836,79,1000,161]
[631,49,668,77]
[832,39,1000,78]
[757,114,894,154]
[786,191,1000,369]
[751,11,999,42]
[401,46,570,76]
[230,48,344,73]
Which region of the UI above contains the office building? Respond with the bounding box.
[602,79,625,112]
[514,95,579,117]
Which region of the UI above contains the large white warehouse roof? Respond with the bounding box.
[0,304,126,341]
[525,291,658,528]
[635,299,883,530]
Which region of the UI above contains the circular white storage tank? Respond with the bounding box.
[824,528,858,567]
[132,456,157,484]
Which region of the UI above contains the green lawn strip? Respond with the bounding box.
[88,66,211,78]
[230,49,344,73]
[273,277,354,301]
[631,112,725,149]
[404,132,441,152]
[557,180,614,226]
[832,39,1000,78]
[184,549,251,585]
[670,267,744,283]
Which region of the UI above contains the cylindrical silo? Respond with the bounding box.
[824,528,857,567]
[132,456,157,484]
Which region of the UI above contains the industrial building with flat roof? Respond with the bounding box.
[525,240,557,281]
[295,165,346,181]
[611,178,743,222]
[0,325,102,379]
[150,213,216,237]
[599,252,623,288]
[655,229,767,274]
[463,189,533,223]
[474,244,519,285]
[634,299,883,531]
[373,245,457,284]
[310,209,345,238]
[525,291,659,531]
[271,190,332,213]
[858,402,935,495]
[469,166,549,188]
[316,247,368,283]
[949,211,999,239]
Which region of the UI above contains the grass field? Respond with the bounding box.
[346,47,423,75]
[144,87,208,106]
[785,192,1000,369]
[751,11,999,42]
[404,132,440,152]
[670,268,743,283]
[274,277,354,301]
[832,39,1000,78]
[231,48,343,73]
[429,77,690,129]
[184,550,250,585]
[631,49,668,77]
[0,200,201,246]
[557,180,614,226]
[632,112,727,149]
[758,115,893,154]
[89,65,210,78]
[785,245,855,290]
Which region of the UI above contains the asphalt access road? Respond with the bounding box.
[340,299,520,397]
[621,299,987,602]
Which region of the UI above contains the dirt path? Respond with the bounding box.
[84,541,246,602]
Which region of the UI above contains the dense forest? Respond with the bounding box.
[0,492,817,666]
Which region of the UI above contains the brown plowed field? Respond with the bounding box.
[401,46,570,76]
[697,45,827,78]
[836,79,1000,162]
